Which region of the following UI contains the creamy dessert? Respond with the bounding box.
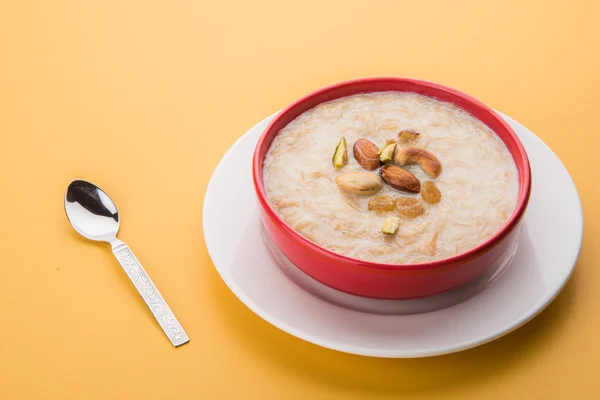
[263,92,519,264]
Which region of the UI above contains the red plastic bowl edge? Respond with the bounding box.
[252,77,532,271]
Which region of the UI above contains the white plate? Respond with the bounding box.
[203,111,583,358]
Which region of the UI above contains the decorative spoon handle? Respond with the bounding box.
[111,240,189,347]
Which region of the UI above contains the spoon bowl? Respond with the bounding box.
[65,180,120,242]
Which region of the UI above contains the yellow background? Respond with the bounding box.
[0,1,596,399]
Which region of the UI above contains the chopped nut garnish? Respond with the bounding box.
[379,143,397,163]
[398,129,421,142]
[380,165,421,193]
[335,172,383,196]
[382,217,401,235]
[353,138,381,170]
[332,137,348,168]
[394,146,442,178]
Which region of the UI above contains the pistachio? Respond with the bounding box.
[378,140,397,156]
[382,217,401,235]
[394,146,442,178]
[379,143,396,162]
[335,172,383,196]
[332,137,348,168]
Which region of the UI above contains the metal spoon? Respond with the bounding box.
[64,179,189,347]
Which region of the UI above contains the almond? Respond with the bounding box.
[380,165,421,193]
[335,172,383,196]
[353,138,381,170]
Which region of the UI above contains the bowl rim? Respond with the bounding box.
[252,77,532,270]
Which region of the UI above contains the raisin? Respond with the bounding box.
[368,195,396,212]
[421,181,442,204]
[395,197,425,218]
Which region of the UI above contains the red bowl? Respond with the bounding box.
[252,77,531,300]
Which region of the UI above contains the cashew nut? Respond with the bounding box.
[394,146,442,178]
[398,129,420,142]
